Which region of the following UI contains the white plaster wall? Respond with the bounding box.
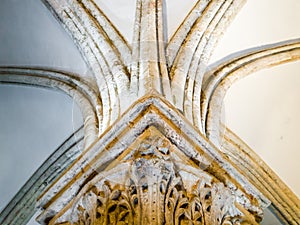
[212,0,300,198]
[0,0,85,219]
[0,0,299,224]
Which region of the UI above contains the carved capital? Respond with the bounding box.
[49,128,263,225]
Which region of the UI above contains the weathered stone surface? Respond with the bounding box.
[1,0,299,224]
[50,129,263,225]
[37,96,268,225]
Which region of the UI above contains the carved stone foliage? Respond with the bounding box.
[50,130,262,225]
[0,0,300,225]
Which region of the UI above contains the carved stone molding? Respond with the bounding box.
[37,96,268,225]
[0,0,299,225]
[50,130,263,225]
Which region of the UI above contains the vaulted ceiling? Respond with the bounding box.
[0,0,299,224]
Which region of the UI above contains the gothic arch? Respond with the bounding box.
[0,0,299,225]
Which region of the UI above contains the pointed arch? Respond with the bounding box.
[0,66,102,145]
[201,39,300,145]
[167,0,246,124]
[42,0,132,130]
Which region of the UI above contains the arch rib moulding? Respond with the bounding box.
[0,0,299,224]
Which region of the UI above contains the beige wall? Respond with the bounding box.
[212,0,300,197]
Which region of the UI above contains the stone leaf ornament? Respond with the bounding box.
[37,97,266,225]
[0,0,299,225]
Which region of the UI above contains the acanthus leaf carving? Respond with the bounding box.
[50,130,263,225]
[1,0,300,224]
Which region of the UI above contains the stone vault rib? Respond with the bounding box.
[222,128,300,225]
[0,127,84,225]
[201,38,300,146]
[168,0,246,129]
[130,0,171,99]
[41,0,131,132]
[0,67,101,146]
[0,0,300,224]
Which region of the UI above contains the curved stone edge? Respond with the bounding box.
[0,66,101,145]
[169,0,246,120]
[36,94,270,224]
[0,126,84,225]
[222,127,300,225]
[41,0,131,130]
[201,38,300,145]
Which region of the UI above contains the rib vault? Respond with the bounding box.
[0,0,299,225]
